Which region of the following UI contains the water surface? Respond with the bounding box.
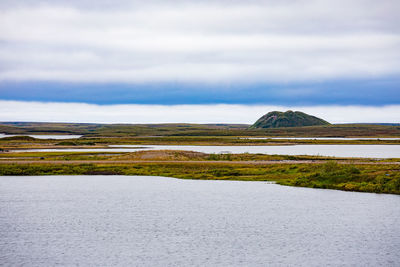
[0,175,399,266]
[0,133,82,139]
[242,137,400,140]
[14,144,400,158]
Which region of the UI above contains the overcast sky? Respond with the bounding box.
[0,0,399,122]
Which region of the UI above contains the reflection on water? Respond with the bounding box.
[1,175,399,266]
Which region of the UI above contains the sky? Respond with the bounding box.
[0,0,399,123]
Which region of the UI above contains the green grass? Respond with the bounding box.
[278,161,400,194]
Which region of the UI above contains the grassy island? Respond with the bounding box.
[1,150,399,195]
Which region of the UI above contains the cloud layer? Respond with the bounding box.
[0,100,399,124]
[1,0,399,83]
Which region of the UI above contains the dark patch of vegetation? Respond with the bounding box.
[1,136,36,141]
[84,170,122,175]
[56,141,78,146]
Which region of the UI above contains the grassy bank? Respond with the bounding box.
[1,161,399,194]
[0,149,389,162]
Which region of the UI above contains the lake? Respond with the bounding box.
[0,133,82,139]
[13,144,400,158]
[1,175,399,266]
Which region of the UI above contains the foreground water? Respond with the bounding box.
[15,144,400,158]
[0,133,82,139]
[1,176,399,266]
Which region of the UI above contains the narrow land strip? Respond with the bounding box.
[1,160,400,165]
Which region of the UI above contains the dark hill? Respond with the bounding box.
[251,110,330,128]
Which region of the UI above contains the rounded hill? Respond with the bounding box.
[251,110,330,128]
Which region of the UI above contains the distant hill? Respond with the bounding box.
[251,110,330,128]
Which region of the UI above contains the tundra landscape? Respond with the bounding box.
[1,116,400,194]
[1,0,399,266]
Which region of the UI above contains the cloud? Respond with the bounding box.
[1,78,399,105]
[0,100,398,124]
[0,1,399,83]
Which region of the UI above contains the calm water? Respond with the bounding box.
[0,175,399,266]
[0,133,82,139]
[14,144,400,158]
[242,137,400,140]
